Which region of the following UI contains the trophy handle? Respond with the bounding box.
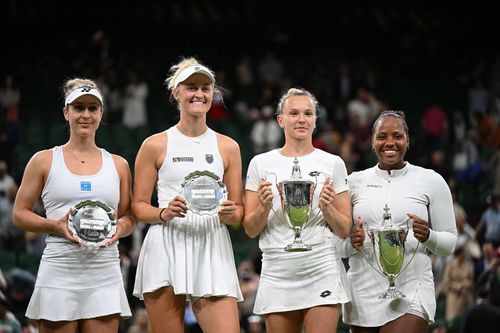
[360,225,387,279]
[264,172,287,224]
[397,217,420,275]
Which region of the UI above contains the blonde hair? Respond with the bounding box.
[164,57,223,104]
[276,87,319,116]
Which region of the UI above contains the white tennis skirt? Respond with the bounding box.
[133,213,243,301]
[26,241,131,320]
[254,241,349,314]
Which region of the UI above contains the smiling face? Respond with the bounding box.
[277,95,316,141]
[372,115,409,170]
[63,94,103,137]
[173,73,214,117]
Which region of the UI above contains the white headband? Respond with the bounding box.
[173,65,215,88]
[65,86,103,106]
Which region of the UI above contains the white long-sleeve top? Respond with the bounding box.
[337,162,457,326]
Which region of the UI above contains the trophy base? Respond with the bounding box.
[284,243,312,252]
[378,288,406,299]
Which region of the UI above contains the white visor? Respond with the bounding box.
[65,86,104,106]
[173,65,215,88]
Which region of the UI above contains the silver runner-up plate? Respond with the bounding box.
[181,170,228,215]
[68,200,117,247]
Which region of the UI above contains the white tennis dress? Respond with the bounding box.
[337,163,457,326]
[133,126,242,301]
[26,146,131,320]
[245,149,350,314]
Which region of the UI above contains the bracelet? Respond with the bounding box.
[159,208,168,222]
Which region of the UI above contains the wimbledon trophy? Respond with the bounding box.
[68,200,116,247]
[364,204,418,299]
[181,170,228,215]
[268,158,316,252]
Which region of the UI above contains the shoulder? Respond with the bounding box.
[348,168,370,181]
[110,154,130,171]
[215,132,240,153]
[411,164,446,184]
[140,131,167,152]
[29,149,53,168]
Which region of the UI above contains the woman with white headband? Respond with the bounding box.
[132,57,243,332]
[12,78,135,332]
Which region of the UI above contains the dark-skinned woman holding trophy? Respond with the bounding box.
[132,57,243,333]
[12,78,135,332]
[337,111,457,333]
[243,87,352,333]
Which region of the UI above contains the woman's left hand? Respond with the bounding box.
[319,177,335,210]
[101,211,121,248]
[218,200,237,223]
[408,213,430,242]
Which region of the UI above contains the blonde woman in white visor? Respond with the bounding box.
[132,57,243,333]
[12,78,135,332]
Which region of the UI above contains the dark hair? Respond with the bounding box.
[372,110,409,138]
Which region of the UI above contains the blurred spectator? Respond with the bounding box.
[257,51,283,86]
[335,63,353,103]
[0,75,20,122]
[237,260,260,331]
[346,87,374,128]
[468,78,490,117]
[250,105,282,154]
[476,190,500,268]
[127,307,150,333]
[421,104,449,157]
[430,149,452,181]
[246,314,265,333]
[0,161,18,250]
[460,251,500,333]
[0,290,22,333]
[123,71,149,129]
[452,130,483,184]
[443,246,474,324]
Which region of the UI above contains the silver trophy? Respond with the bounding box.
[364,204,418,299]
[68,200,117,247]
[181,170,228,215]
[268,158,316,252]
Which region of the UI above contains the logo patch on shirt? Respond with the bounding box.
[80,181,91,191]
[205,154,214,164]
[172,157,194,162]
[366,184,382,188]
[320,290,332,298]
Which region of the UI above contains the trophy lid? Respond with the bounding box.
[382,204,395,228]
[282,157,313,184]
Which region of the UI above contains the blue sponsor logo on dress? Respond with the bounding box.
[80,181,91,191]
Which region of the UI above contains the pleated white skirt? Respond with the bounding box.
[133,212,243,301]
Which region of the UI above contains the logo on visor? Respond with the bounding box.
[81,87,91,92]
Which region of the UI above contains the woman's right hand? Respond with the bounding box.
[257,180,273,209]
[160,195,188,222]
[58,210,80,244]
[350,217,365,251]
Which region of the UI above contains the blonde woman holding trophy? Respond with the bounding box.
[243,87,352,333]
[339,111,457,333]
[132,57,243,333]
[12,78,135,332]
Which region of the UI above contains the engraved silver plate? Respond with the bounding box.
[68,200,116,247]
[181,170,228,215]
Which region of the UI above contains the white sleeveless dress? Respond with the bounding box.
[133,126,242,301]
[245,149,350,314]
[26,146,131,320]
